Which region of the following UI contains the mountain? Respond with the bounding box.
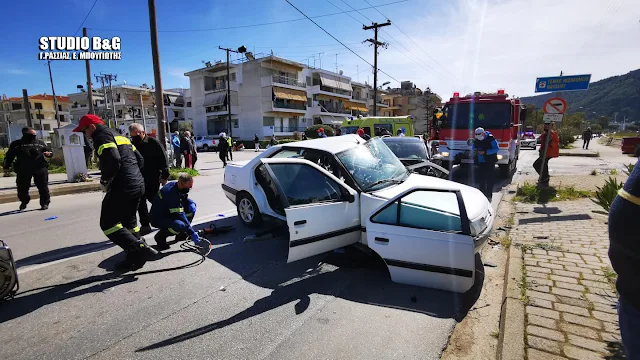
[521,69,640,123]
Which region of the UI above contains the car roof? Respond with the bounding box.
[282,134,366,154]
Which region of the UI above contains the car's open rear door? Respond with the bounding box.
[365,186,476,293]
[260,158,361,263]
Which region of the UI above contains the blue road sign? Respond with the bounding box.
[535,74,591,93]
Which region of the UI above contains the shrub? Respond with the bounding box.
[557,128,575,148]
[515,182,593,204]
[592,176,624,211]
[625,163,635,176]
[168,167,200,180]
[305,125,335,139]
[278,139,299,144]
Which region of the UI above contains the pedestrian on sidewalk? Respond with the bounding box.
[582,127,593,149]
[254,134,260,151]
[189,133,198,168]
[129,123,170,236]
[83,133,94,168]
[2,127,53,211]
[608,157,640,359]
[74,115,157,271]
[150,173,199,250]
[181,131,194,169]
[171,131,182,167]
[533,121,559,187]
[226,135,233,161]
[472,127,499,199]
[218,132,229,167]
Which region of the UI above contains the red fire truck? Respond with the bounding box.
[431,90,527,178]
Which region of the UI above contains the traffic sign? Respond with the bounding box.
[543,113,563,122]
[543,97,567,114]
[535,74,591,93]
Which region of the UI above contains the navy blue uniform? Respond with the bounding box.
[150,181,197,236]
[472,131,499,198]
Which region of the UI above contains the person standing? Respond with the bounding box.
[582,127,593,150]
[335,128,342,136]
[254,134,260,151]
[129,123,170,236]
[396,129,405,137]
[180,131,194,169]
[357,128,371,141]
[190,133,198,168]
[301,133,307,140]
[84,133,94,168]
[472,127,499,199]
[533,122,560,187]
[608,157,640,359]
[73,115,157,270]
[270,135,279,147]
[150,173,199,250]
[226,135,233,161]
[218,132,229,167]
[171,131,182,167]
[2,127,53,211]
[317,128,327,138]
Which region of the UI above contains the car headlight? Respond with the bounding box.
[470,218,488,237]
[440,151,450,157]
[497,154,504,160]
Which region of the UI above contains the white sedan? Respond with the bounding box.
[222,135,494,293]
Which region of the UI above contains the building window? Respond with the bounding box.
[306,76,312,86]
[408,97,417,105]
[58,104,63,111]
[35,103,43,110]
[186,101,191,107]
[44,124,51,131]
[307,97,312,107]
[59,115,65,122]
[234,119,239,128]
[36,114,44,120]
[204,77,216,91]
[11,103,22,111]
[263,117,274,126]
[231,73,236,81]
[34,123,41,130]
[173,111,179,118]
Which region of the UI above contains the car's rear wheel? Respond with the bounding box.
[203,144,209,151]
[237,193,262,228]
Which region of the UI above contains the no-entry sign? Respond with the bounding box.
[543,97,567,114]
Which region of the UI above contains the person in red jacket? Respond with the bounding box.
[533,121,560,187]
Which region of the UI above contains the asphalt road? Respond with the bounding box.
[0,145,535,359]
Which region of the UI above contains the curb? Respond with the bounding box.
[559,152,599,158]
[498,244,525,360]
[0,182,102,204]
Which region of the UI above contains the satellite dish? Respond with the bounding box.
[339,70,343,75]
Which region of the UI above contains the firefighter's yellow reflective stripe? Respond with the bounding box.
[132,226,141,233]
[114,136,131,146]
[132,145,137,152]
[185,212,193,218]
[619,189,640,206]
[168,228,179,234]
[169,207,184,213]
[104,223,123,235]
[97,142,117,155]
[158,191,163,199]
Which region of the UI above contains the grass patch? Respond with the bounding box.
[516,243,561,252]
[514,182,594,204]
[609,169,618,176]
[168,167,200,180]
[625,163,635,176]
[608,131,639,139]
[561,144,575,149]
[601,266,618,295]
[590,169,598,176]
[518,262,530,305]
[490,331,499,339]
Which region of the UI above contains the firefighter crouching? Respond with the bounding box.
[150,173,199,251]
[73,115,158,270]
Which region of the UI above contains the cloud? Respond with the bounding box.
[367,0,640,98]
[4,69,28,75]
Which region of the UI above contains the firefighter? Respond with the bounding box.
[73,115,157,270]
[129,123,170,236]
[472,127,499,199]
[150,173,199,250]
[2,127,53,211]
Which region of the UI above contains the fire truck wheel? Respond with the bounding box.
[500,160,515,178]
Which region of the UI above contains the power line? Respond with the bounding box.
[285,0,400,83]
[362,0,459,80]
[73,0,99,36]
[88,0,408,33]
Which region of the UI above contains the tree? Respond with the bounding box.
[627,122,640,132]
[590,123,603,133]
[597,116,610,129]
[562,112,585,132]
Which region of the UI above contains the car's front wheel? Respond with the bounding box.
[236,193,262,228]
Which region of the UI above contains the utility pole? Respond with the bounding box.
[47,61,61,129]
[364,20,391,116]
[219,45,246,138]
[316,52,324,69]
[140,92,147,132]
[83,27,94,115]
[148,0,167,147]
[96,73,118,128]
[22,89,32,127]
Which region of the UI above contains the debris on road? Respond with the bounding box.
[44,216,57,221]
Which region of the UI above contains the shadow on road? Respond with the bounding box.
[0,209,40,217]
[15,241,114,268]
[136,215,485,352]
[449,164,515,196]
[518,214,592,225]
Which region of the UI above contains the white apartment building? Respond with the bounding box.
[68,85,185,136]
[185,55,387,140]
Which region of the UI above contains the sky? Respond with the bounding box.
[1,0,639,100]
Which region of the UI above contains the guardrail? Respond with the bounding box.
[272,75,306,88]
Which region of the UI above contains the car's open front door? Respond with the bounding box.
[260,158,360,263]
[365,187,476,293]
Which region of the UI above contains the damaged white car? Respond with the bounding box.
[222,135,494,293]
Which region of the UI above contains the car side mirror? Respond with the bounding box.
[347,193,355,203]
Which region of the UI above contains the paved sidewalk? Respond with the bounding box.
[510,199,623,359]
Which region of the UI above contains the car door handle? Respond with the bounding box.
[374,237,389,243]
[294,220,307,226]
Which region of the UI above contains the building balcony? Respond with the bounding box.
[270,101,307,114]
[261,75,306,91]
[205,105,241,116]
[351,97,368,104]
[205,81,238,94]
[308,85,352,100]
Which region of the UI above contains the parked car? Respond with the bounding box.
[621,136,640,157]
[222,135,494,293]
[194,136,219,151]
[382,136,449,179]
[520,133,537,149]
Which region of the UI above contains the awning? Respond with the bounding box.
[344,100,368,112]
[315,94,344,101]
[167,95,178,104]
[319,73,352,92]
[204,92,227,106]
[273,88,306,102]
[174,96,185,106]
[318,115,346,125]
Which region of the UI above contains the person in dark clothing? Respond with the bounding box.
[218,132,229,167]
[84,133,94,168]
[582,127,593,149]
[335,128,342,136]
[74,115,157,271]
[3,127,53,210]
[608,158,640,359]
[129,123,170,236]
[254,134,260,151]
[180,131,194,168]
[301,133,307,141]
[150,173,199,250]
[472,127,499,199]
[226,135,233,161]
[357,128,371,141]
[171,131,182,167]
[189,134,198,168]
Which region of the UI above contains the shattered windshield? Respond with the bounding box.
[336,137,407,191]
